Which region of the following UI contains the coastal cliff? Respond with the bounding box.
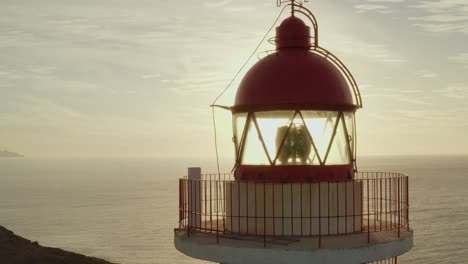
[0,226,115,264]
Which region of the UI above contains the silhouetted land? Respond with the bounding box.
[0,150,23,158]
[0,225,115,264]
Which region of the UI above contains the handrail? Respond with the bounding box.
[178,172,409,247]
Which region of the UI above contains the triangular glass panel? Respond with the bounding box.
[276,115,313,165]
[242,118,270,165]
[302,111,339,161]
[342,112,355,158]
[325,115,351,165]
[234,113,248,154]
[254,111,296,163]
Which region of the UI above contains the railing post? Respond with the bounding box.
[179,179,182,228]
[406,176,410,231]
[188,167,202,230]
[318,182,322,248]
[367,178,370,243]
[216,178,220,243]
[263,181,266,247]
[397,176,401,238]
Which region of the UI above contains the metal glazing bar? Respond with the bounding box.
[252,113,274,165]
[273,111,299,164]
[232,112,238,162]
[341,113,354,166]
[323,112,343,164]
[297,111,323,165]
[236,113,252,164]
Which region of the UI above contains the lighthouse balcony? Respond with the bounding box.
[175,172,412,264]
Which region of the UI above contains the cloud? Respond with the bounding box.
[366,0,405,2]
[331,37,406,63]
[141,73,161,80]
[416,70,439,79]
[433,84,467,99]
[29,66,58,80]
[396,97,432,106]
[204,0,232,8]
[224,6,254,13]
[353,0,468,34]
[0,70,23,80]
[411,0,468,33]
[352,0,406,14]
[449,53,468,68]
[354,4,392,14]
[161,72,230,96]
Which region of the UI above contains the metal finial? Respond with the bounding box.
[277,0,309,16]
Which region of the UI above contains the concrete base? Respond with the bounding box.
[174,228,412,264]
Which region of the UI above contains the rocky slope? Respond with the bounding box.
[0,225,115,264]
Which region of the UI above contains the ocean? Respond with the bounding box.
[0,156,467,263]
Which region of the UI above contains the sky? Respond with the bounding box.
[1,0,467,163]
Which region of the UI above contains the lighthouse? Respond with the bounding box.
[174,1,413,264]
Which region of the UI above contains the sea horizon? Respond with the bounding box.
[1,156,467,263]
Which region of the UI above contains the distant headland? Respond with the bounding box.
[0,150,24,158]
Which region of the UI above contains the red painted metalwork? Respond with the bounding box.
[228,2,363,183]
[275,16,311,49]
[232,7,362,113]
[178,172,410,247]
[233,48,357,112]
[234,164,354,182]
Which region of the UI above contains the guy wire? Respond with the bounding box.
[211,4,289,177]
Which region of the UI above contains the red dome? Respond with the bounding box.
[233,49,357,112]
[232,16,358,113]
[275,16,311,49]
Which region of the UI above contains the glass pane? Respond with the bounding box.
[255,111,295,162]
[343,112,355,159]
[302,111,338,161]
[234,113,248,153]
[326,115,351,165]
[276,116,313,165]
[242,118,270,165]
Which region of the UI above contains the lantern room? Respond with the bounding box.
[231,12,361,182]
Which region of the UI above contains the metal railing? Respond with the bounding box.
[368,257,398,264]
[178,172,409,246]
